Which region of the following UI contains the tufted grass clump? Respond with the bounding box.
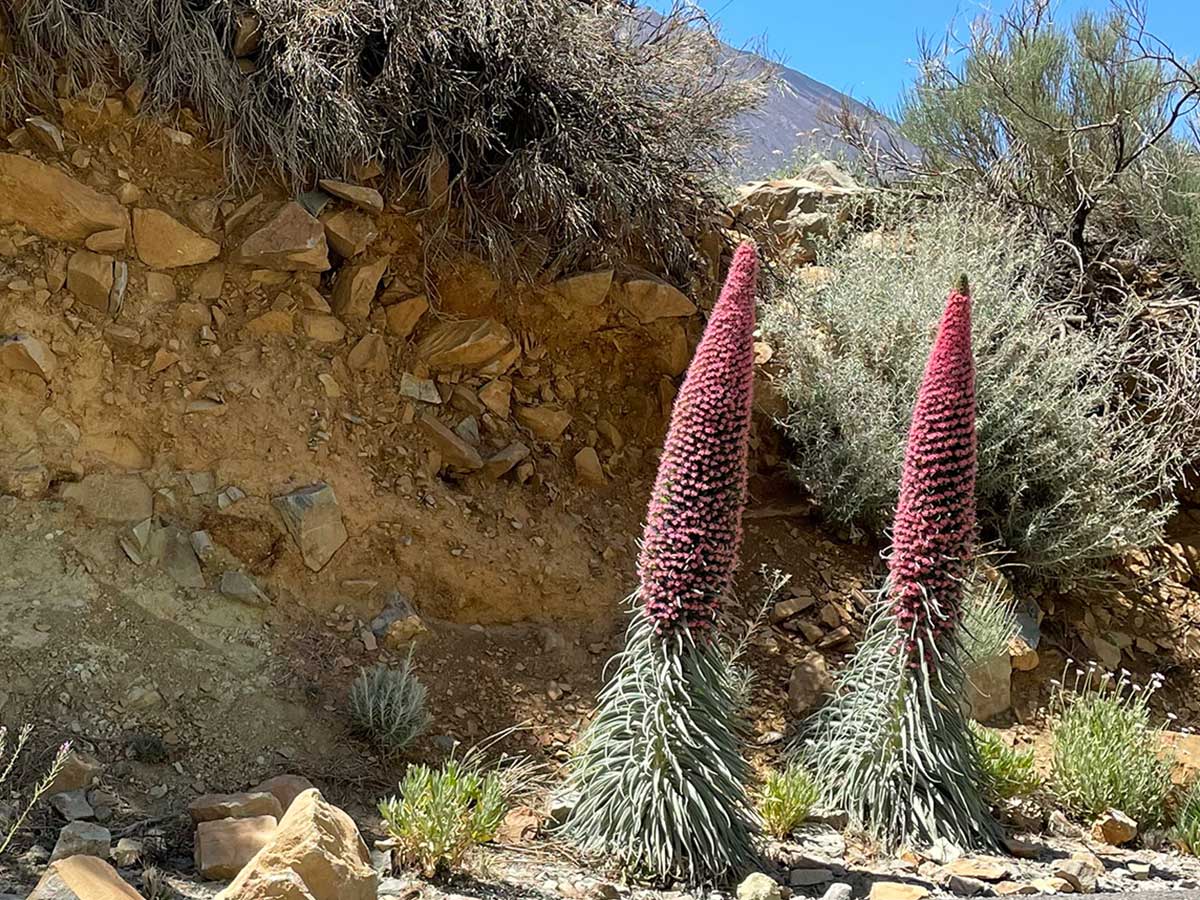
[1173,781,1200,855]
[758,764,820,838]
[379,759,505,877]
[764,196,1185,590]
[350,654,431,757]
[1050,665,1173,827]
[970,722,1040,802]
[0,726,70,857]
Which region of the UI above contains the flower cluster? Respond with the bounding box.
[637,242,758,634]
[889,280,977,659]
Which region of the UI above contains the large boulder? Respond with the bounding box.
[215,789,376,900]
[196,816,279,880]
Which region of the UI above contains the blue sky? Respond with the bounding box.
[655,0,1200,112]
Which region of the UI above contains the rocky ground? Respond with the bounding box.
[3,76,1200,900]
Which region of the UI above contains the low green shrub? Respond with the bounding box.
[350,654,430,757]
[970,722,1040,802]
[1173,781,1200,855]
[379,759,505,876]
[757,764,820,838]
[1049,667,1173,827]
[764,195,1182,589]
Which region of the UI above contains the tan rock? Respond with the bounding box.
[63,475,152,522]
[1028,877,1074,894]
[247,311,295,337]
[1,334,57,380]
[321,209,378,259]
[252,775,317,814]
[574,447,604,485]
[497,806,540,844]
[215,789,376,900]
[868,884,929,900]
[788,651,833,716]
[293,283,331,312]
[656,321,690,376]
[0,152,127,241]
[994,882,1039,896]
[478,379,512,418]
[482,442,530,480]
[67,250,114,312]
[47,752,104,797]
[797,265,836,289]
[346,334,389,374]
[272,483,348,572]
[176,301,212,329]
[196,816,279,880]
[189,792,285,824]
[516,405,572,442]
[145,271,177,304]
[318,179,384,214]
[332,256,388,319]
[1009,635,1040,671]
[302,314,347,343]
[132,209,219,269]
[85,227,126,253]
[1091,808,1137,845]
[38,408,82,447]
[622,276,696,323]
[943,858,1011,882]
[770,594,815,623]
[27,855,144,900]
[235,203,329,271]
[419,414,483,471]
[1053,854,1101,893]
[384,295,428,339]
[417,318,516,371]
[1162,730,1200,785]
[553,270,612,307]
[965,653,1012,721]
[150,349,180,374]
[192,262,225,299]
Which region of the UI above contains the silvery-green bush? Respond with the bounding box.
[764,196,1183,589]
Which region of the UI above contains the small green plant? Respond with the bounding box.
[1050,665,1173,827]
[350,653,431,756]
[970,722,1040,802]
[1173,781,1200,855]
[378,759,506,876]
[0,726,70,857]
[758,764,820,838]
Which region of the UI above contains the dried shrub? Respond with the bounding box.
[764,195,1182,589]
[0,0,763,279]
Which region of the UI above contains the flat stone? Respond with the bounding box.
[347,334,389,374]
[67,250,114,312]
[51,821,111,861]
[133,209,220,268]
[419,414,483,471]
[252,775,317,814]
[272,483,348,572]
[322,209,378,259]
[219,571,270,608]
[0,334,57,380]
[145,272,176,303]
[737,873,781,900]
[48,752,104,796]
[195,815,278,880]
[789,869,833,887]
[28,855,143,900]
[332,256,388,319]
[318,179,384,213]
[573,446,604,484]
[417,318,516,371]
[384,295,428,339]
[478,380,512,418]
[85,228,126,253]
[235,202,330,271]
[148,525,205,589]
[302,313,347,343]
[50,790,94,822]
[788,651,833,716]
[1028,876,1074,894]
[516,405,572,441]
[189,792,285,823]
[399,373,441,404]
[994,882,1039,896]
[946,875,989,897]
[622,276,696,323]
[868,884,930,900]
[25,116,65,152]
[944,858,1011,882]
[0,152,127,241]
[63,475,152,522]
[482,442,530,480]
[1092,808,1137,845]
[246,310,295,337]
[553,270,613,307]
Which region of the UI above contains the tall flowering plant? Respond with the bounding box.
[801,278,1000,850]
[567,244,759,884]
